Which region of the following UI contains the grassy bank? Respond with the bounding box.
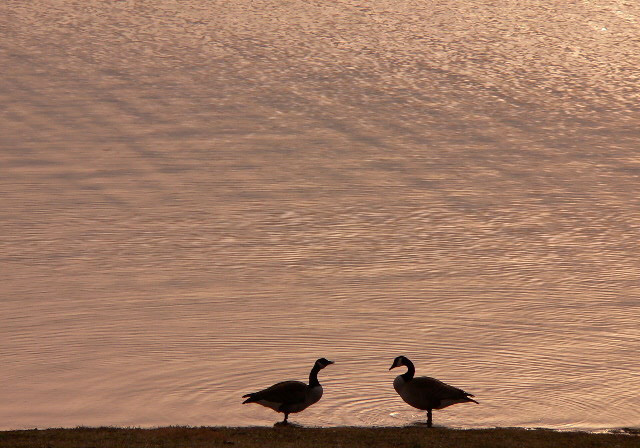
[1,426,638,448]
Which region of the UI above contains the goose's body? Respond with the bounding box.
[242,380,324,414]
[242,358,333,424]
[390,356,478,427]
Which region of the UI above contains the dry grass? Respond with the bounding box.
[1,426,639,448]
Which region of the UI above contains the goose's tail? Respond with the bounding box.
[465,394,479,404]
[242,393,256,404]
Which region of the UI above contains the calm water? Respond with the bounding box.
[1,0,639,431]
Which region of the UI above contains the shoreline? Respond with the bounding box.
[2,423,637,433]
[1,426,638,448]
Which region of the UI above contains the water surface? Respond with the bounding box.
[1,0,639,431]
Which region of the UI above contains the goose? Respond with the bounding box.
[389,355,478,427]
[242,357,334,424]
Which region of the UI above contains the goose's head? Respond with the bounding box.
[389,355,411,370]
[315,358,334,369]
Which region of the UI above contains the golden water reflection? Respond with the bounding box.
[1,0,639,430]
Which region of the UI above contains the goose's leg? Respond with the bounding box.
[426,409,433,428]
[283,412,289,424]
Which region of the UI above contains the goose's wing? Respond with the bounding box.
[243,380,308,404]
[410,376,474,401]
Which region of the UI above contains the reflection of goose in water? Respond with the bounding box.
[389,356,478,427]
[242,358,334,424]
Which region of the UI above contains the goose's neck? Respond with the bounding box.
[401,359,415,381]
[309,364,322,387]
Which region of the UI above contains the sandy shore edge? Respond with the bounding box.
[1,425,638,447]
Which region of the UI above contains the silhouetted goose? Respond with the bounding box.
[389,355,478,427]
[242,358,334,424]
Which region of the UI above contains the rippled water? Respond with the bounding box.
[1,0,639,431]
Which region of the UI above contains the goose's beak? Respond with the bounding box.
[389,364,397,370]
